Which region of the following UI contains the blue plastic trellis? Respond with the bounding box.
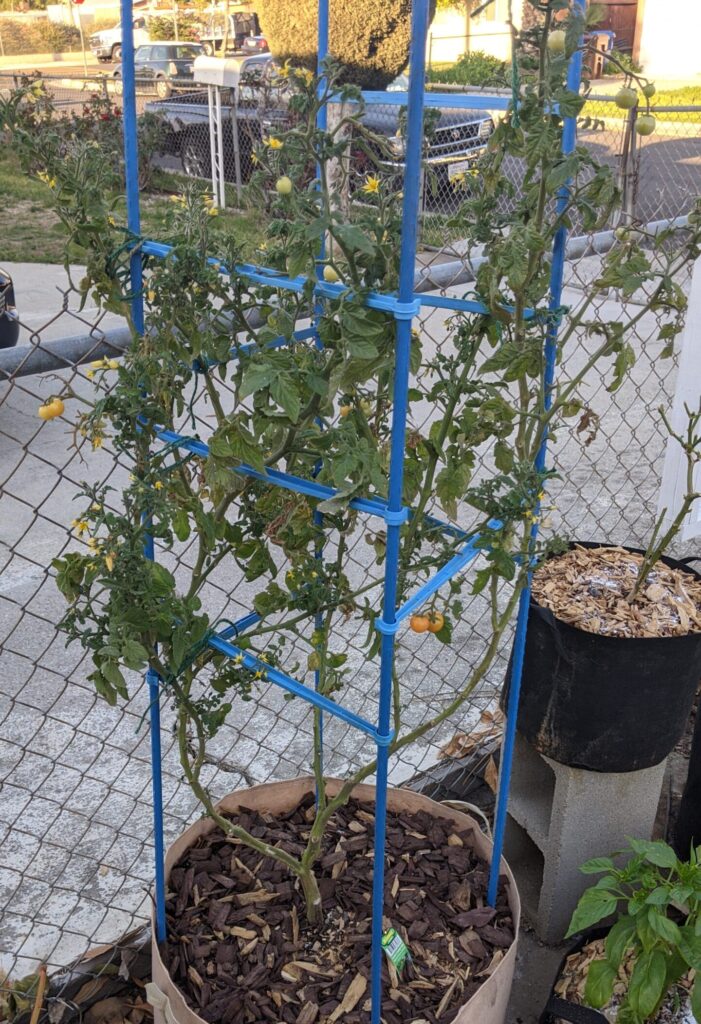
[116,0,585,1017]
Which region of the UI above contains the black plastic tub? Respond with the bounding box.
[504,543,701,773]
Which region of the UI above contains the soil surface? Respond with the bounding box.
[163,795,515,1024]
[532,546,701,638]
[554,938,693,1023]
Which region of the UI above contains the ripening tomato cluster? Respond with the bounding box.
[409,611,445,634]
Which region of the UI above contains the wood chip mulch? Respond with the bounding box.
[532,546,701,639]
[554,938,693,1023]
[163,795,514,1024]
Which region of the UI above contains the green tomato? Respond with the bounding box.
[636,114,656,136]
[275,176,293,195]
[547,30,567,55]
[359,399,373,416]
[642,82,656,99]
[614,226,630,241]
[323,264,340,283]
[615,87,638,110]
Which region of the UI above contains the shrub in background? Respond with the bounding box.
[427,49,507,87]
[0,17,80,55]
[148,14,202,42]
[258,0,437,90]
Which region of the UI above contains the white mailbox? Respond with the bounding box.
[192,56,242,87]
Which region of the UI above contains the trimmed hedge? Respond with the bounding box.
[257,0,437,91]
[0,17,80,55]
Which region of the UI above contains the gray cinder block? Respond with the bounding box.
[503,731,666,943]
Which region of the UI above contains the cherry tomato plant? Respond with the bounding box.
[46,5,701,925]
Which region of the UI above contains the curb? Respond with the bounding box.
[0,52,99,71]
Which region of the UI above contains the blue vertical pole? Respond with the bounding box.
[370,2,429,1022]
[120,0,165,943]
[487,6,586,907]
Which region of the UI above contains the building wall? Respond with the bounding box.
[427,1,520,66]
[427,7,468,65]
[637,0,701,81]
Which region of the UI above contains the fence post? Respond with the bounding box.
[618,103,638,225]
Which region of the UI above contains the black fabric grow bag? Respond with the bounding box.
[504,543,701,774]
[674,696,701,858]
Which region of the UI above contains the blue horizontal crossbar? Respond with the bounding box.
[140,241,420,320]
[140,241,538,321]
[362,90,511,111]
[217,612,262,639]
[155,427,406,522]
[419,294,537,321]
[207,630,394,745]
[375,518,503,634]
[194,326,318,373]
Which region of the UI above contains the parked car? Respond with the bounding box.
[89,16,149,64]
[0,269,19,350]
[113,42,205,99]
[241,35,269,55]
[199,11,260,55]
[146,54,494,198]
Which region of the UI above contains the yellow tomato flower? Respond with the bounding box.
[265,136,284,150]
[147,289,156,302]
[107,215,116,227]
[87,537,100,551]
[277,62,290,79]
[71,519,89,535]
[90,502,102,512]
[90,359,104,369]
[104,551,116,572]
[153,480,163,490]
[92,436,103,450]
[362,176,381,195]
[296,68,314,86]
[108,359,119,370]
[254,670,266,680]
[207,206,218,217]
[86,370,95,380]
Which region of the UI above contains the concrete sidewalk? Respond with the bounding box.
[5,262,125,346]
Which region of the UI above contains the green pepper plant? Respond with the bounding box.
[568,838,701,1023]
[42,1,701,926]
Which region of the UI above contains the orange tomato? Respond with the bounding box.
[409,614,430,633]
[427,611,445,634]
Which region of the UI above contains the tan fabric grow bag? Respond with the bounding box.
[149,777,521,1024]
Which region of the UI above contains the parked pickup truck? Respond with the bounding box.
[89,16,150,64]
[145,55,495,194]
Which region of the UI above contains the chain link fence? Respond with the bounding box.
[0,69,697,991]
[3,69,699,225]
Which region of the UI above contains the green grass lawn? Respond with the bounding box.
[0,150,266,264]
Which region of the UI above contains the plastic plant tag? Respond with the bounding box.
[382,927,411,972]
